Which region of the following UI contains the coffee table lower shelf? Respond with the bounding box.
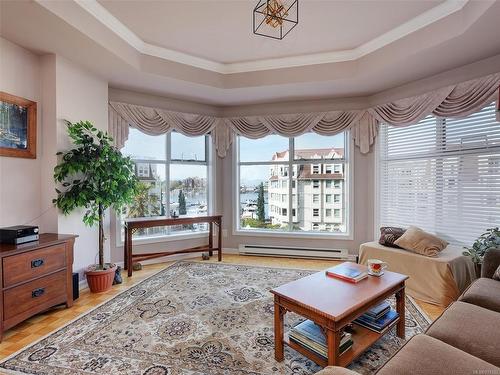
[284,319,400,368]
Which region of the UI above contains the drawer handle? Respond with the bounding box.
[32,288,45,298]
[31,258,45,268]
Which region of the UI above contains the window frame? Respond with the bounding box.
[115,132,215,245]
[233,132,354,239]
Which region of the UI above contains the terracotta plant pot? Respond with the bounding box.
[85,264,117,293]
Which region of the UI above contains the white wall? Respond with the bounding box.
[40,54,58,232]
[0,38,43,229]
[54,56,109,276]
[1,37,110,279]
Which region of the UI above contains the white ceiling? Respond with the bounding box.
[1,0,499,106]
[97,0,443,64]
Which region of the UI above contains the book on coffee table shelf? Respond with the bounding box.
[289,320,353,359]
[325,262,368,283]
[364,300,391,320]
[354,308,399,333]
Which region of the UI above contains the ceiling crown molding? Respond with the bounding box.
[64,0,469,74]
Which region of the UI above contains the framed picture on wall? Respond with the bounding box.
[0,91,37,159]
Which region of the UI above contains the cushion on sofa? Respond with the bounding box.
[378,227,405,248]
[394,226,448,257]
[377,334,498,375]
[459,277,500,313]
[426,301,500,366]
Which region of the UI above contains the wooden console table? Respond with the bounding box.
[124,215,222,277]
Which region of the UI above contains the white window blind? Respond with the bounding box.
[378,103,500,245]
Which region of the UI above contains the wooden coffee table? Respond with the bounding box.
[270,265,408,367]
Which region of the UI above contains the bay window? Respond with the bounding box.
[119,129,212,240]
[236,132,350,235]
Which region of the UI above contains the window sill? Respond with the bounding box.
[116,231,209,247]
[233,229,353,240]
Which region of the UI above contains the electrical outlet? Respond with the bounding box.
[222,229,228,238]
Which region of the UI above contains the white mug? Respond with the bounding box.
[368,259,388,276]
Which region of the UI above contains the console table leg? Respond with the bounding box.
[127,228,133,277]
[396,286,405,338]
[217,220,222,262]
[274,297,285,362]
[123,228,128,270]
[208,222,213,257]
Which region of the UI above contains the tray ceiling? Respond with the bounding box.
[97,0,445,65]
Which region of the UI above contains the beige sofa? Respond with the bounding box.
[359,241,476,306]
[316,248,500,375]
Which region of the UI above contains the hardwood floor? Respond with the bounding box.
[0,254,445,360]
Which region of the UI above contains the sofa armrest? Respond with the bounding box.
[314,367,360,375]
[481,248,500,278]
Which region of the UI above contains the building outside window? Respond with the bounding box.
[235,133,348,233]
[120,129,211,239]
[137,163,150,177]
[237,132,349,234]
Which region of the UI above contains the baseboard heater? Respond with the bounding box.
[238,244,356,261]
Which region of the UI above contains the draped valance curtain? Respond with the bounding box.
[108,72,500,158]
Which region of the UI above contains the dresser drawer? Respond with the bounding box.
[2,244,66,287]
[3,270,67,321]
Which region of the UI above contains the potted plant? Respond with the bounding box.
[463,227,500,277]
[53,120,138,293]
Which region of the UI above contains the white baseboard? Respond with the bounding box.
[78,278,88,290]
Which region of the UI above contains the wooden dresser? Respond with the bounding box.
[0,233,77,341]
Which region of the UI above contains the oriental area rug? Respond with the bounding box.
[0,261,430,375]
